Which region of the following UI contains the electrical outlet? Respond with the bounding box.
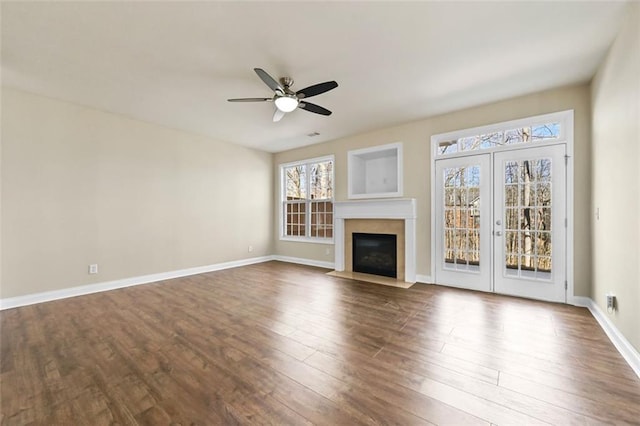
[248,245,253,253]
[606,293,616,311]
[88,264,98,274]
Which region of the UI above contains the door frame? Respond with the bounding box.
[430,110,575,303]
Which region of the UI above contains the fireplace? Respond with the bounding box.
[333,198,417,284]
[352,233,397,278]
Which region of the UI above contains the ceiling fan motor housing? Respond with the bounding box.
[279,77,294,91]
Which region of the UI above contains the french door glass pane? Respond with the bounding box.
[443,165,481,272]
[502,158,553,280]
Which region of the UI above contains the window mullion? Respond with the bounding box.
[305,163,312,237]
[306,199,311,238]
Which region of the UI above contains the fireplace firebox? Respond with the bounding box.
[352,233,397,278]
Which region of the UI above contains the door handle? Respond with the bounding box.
[495,231,502,236]
[496,220,502,226]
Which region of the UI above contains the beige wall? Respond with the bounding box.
[591,2,640,351]
[274,84,592,296]
[1,88,273,299]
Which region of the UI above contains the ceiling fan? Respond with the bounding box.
[228,68,338,122]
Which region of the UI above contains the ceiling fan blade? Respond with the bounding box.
[299,102,332,116]
[296,81,338,99]
[227,97,272,102]
[273,108,286,122]
[254,68,284,93]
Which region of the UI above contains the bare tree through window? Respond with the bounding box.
[443,165,481,271]
[283,159,333,239]
[504,158,552,276]
[438,122,560,156]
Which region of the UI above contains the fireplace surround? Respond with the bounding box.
[334,198,416,283]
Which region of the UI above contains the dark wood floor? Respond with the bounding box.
[2,261,639,425]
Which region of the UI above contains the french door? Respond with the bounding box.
[435,154,492,292]
[435,144,567,302]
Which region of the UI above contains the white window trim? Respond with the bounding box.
[432,110,570,159]
[279,155,335,244]
[430,109,575,304]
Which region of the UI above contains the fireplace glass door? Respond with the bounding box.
[352,233,397,278]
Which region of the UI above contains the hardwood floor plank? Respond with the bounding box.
[220,331,423,425]
[441,342,640,401]
[349,343,600,425]
[377,341,501,385]
[2,261,639,424]
[304,350,488,425]
[234,355,369,425]
[499,371,640,424]
[417,376,547,425]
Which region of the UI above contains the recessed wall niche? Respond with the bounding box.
[347,142,403,199]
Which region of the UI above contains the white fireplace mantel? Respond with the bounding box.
[334,198,417,283]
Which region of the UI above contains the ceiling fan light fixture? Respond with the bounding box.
[274,95,298,112]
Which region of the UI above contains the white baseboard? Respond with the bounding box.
[571,296,591,308]
[0,255,273,310]
[415,274,433,284]
[272,255,334,270]
[573,296,640,379]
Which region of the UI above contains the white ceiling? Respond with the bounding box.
[1,1,628,152]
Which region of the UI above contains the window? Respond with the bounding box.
[281,156,334,241]
[437,122,561,156]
